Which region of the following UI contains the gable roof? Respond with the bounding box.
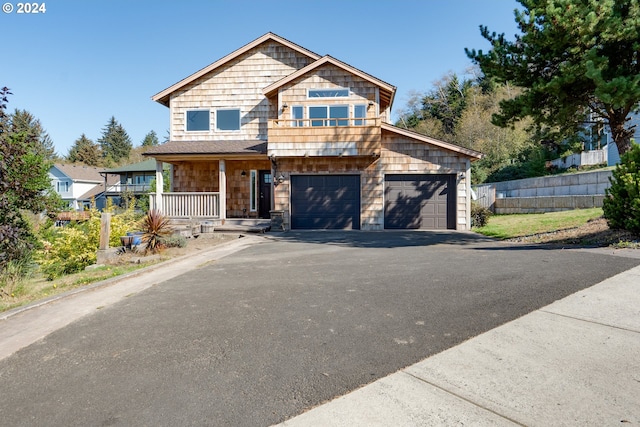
[381,122,483,161]
[78,174,120,201]
[152,32,322,107]
[263,55,396,107]
[53,164,105,182]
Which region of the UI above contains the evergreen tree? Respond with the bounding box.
[67,133,101,166]
[98,116,132,164]
[466,0,640,155]
[141,130,159,147]
[0,87,61,273]
[10,109,57,160]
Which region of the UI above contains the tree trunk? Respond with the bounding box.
[609,110,634,156]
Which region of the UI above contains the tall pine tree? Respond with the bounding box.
[98,116,132,164]
[141,130,159,147]
[466,0,640,155]
[10,109,57,160]
[67,133,101,166]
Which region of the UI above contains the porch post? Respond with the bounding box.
[155,160,163,212]
[219,159,226,220]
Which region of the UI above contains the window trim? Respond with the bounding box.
[185,109,210,132]
[308,88,350,98]
[215,108,241,132]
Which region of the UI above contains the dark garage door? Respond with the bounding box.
[384,174,455,230]
[291,175,361,229]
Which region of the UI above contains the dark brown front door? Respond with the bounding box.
[258,170,272,219]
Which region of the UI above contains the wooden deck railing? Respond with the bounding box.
[150,192,220,218]
[270,117,379,128]
[105,183,152,194]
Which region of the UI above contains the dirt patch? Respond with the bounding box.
[114,233,242,265]
[505,217,640,248]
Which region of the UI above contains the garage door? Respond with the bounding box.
[291,175,360,229]
[384,174,455,230]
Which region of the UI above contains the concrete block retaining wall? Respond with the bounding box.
[474,170,612,214]
[494,195,605,214]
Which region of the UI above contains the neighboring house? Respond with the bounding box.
[49,164,118,211]
[102,159,169,206]
[144,33,482,230]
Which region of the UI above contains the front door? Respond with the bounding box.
[258,170,272,219]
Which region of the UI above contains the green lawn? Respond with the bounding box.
[474,208,604,240]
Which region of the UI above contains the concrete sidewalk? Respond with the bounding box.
[276,263,640,426]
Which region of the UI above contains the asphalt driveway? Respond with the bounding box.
[1,231,638,426]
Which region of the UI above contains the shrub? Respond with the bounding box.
[161,234,188,248]
[603,144,640,234]
[38,225,96,279]
[471,202,492,228]
[140,210,173,254]
[37,203,142,279]
[0,258,32,299]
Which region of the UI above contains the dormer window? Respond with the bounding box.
[308,88,349,98]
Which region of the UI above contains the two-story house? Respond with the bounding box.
[102,159,169,206]
[144,33,482,230]
[49,164,118,211]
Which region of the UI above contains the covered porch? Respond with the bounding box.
[145,141,272,222]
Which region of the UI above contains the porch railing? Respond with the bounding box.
[105,183,152,194]
[150,192,220,218]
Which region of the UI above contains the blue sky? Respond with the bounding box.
[1,0,520,157]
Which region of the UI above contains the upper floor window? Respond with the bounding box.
[308,88,349,98]
[186,110,210,132]
[354,104,367,126]
[216,109,241,131]
[291,106,304,127]
[309,105,349,127]
[56,181,69,193]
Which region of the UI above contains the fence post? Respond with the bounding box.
[99,213,111,250]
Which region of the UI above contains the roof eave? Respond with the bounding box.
[381,123,483,160]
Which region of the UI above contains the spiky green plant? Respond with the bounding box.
[140,210,173,254]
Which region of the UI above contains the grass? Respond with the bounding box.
[473,208,604,240]
[0,263,151,313]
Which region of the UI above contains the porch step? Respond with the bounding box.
[216,219,271,233]
[168,218,271,235]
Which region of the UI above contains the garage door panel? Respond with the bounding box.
[384,174,455,230]
[291,175,360,230]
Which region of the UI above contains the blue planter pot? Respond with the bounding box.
[126,232,144,246]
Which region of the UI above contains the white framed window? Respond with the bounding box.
[56,181,69,193]
[249,170,257,212]
[354,104,367,126]
[308,88,349,98]
[291,105,303,127]
[309,105,349,127]
[186,109,210,132]
[216,108,241,131]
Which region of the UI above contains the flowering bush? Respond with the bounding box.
[38,202,141,279]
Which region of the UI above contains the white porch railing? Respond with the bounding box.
[150,192,220,218]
